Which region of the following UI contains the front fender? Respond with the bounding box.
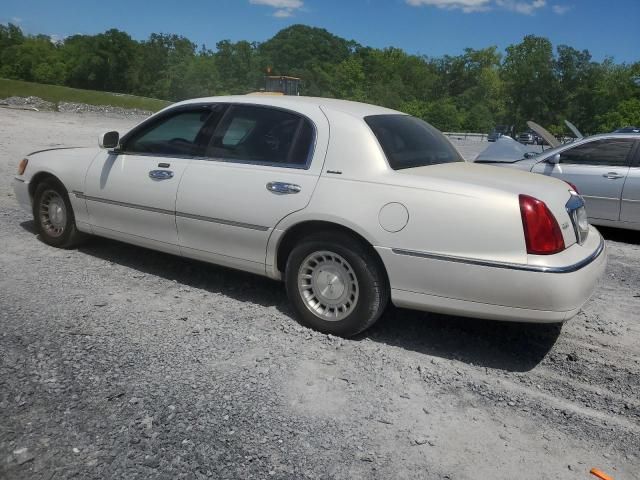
[21,147,100,227]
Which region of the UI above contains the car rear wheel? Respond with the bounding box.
[285,232,389,337]
[33,179,87,248]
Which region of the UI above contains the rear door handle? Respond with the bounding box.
[266,182,301,195]
[149,170,174,180]
[602,172,624,179]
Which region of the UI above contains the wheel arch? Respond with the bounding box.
[28,171,66,200]
[274,220,389,285]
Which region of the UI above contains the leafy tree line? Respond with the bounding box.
[1,23,638,134]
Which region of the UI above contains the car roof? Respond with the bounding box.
[535,132,640,158]
[580,132,640,140]
[174,95,401,119]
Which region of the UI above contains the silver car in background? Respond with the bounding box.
[476,133,640,231]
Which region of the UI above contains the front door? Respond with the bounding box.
[176,103,329,274]
[84,106,217,252]
[532,138,635,221]
[620,142,640,225]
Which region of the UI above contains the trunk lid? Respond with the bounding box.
[398,162,578,248]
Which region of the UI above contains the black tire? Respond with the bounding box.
[285,232,389,337]
[32,179,87,248]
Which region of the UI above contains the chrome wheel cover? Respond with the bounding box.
[39,190,67,238]
[297,250,359,322]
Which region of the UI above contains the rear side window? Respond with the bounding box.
[365,114,463,170]
[559,139,634,167]
[124,109,213,156]
[207,105,314,167]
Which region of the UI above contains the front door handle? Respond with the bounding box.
[266,182,301,195]
[602,172,624,179]
[149,170,174,180]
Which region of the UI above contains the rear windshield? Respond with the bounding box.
[365,115,463,170]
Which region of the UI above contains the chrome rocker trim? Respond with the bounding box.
[392,235,605,274]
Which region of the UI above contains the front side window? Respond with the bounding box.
[559,139,634,167]
[207,105,314,167]
[124,109,213,156]
[365,115,463,170]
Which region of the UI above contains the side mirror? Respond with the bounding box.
[99,131,119,149]
[548,153,561,165]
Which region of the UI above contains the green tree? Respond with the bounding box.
[330,56,366,101]
[0,21,637,137]
[215,40,261,94]
[259,24,356,74]
[502,35,557,131]
[596,98,640,131]
[1,34,62,83]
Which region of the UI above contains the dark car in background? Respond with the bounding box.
[518,129,543,145]
[614,126,640,134]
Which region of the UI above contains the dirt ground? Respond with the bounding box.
[1,108,639,480]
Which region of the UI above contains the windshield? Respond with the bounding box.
[365,114,463,170]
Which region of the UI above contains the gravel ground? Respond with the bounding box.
[1,109,639,480]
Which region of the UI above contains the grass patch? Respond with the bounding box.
[0,78,171,112]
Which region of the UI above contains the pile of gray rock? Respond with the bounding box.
[0,96,153,117]
[57,101,153,116]
[0,96,55,111]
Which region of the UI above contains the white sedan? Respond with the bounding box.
[13,96,606,337]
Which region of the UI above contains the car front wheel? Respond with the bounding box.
[33,179,86,248]
[285,232,389,337]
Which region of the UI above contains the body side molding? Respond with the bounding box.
[392,235,605,274]
[73,191,269,232]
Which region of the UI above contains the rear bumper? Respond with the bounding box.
[377,226,607,323]
[12,177,31,213]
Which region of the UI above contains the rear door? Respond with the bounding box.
[84,105,218,252]
[176,103,329,274]
[532,138,635,221]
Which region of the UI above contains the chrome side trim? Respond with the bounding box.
[175,212,269,232]
[74,192,174,215]
[73,191,269,231]
[391,235,605,274]
[28,146,85,156]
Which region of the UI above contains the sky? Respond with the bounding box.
[2,0,639,63]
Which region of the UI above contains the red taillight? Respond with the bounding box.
[519,194,565,255]
[564,181,579,194]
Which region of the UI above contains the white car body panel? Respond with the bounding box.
[83,151,190,253]
[175,102,330,272]
[13,95,606,325]
[15,147,99,230]
[176,161,320,274]
[379,225,604,322]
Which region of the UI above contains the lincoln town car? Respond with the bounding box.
[13,96,606,336]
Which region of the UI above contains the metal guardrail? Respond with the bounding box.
[443,132,488,142]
